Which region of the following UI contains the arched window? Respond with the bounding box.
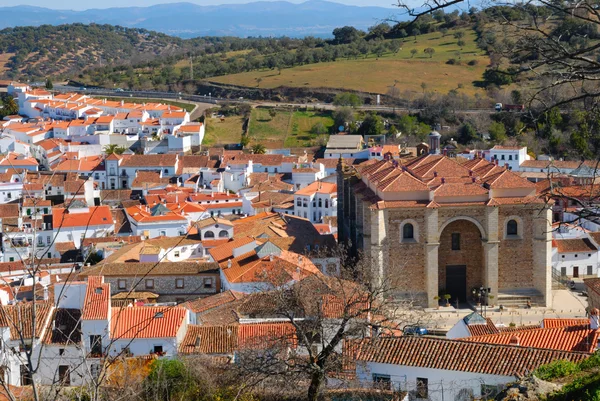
[507,219,518,236]
[204,231,215,239]
[403,223,414,240]
[218,230,229,238]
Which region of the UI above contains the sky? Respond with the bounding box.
[0,0,401,9]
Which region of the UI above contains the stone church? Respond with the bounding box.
[337,133,552,308]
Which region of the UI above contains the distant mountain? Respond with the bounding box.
[0,1,401,38]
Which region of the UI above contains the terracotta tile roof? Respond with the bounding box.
[43,308,82,344]
[466,318,501,336]
[120,154,177,167]
[125,204,187,223]
[81,261,219,277]
[585,278,600,298]
[180,155,218,170]
[351,336,589,376]
[209,237,256,263]
[238,322,296,349]
[554,238,597,253]
[179,325,238,354]
[52,205,113,229]
[0,204,19,218]
[195,216,234,229]
[185,290,246,314]
[0,302,52,340]
[231,212,337,253]
[463,325,600,353]
[179,322,296,355]
[82,276,110,320]
[111,306,187,339]
[543,318,590,328]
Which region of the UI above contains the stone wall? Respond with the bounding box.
[498,206,535,290]
[105,273,220,302]
[438,219,484,296]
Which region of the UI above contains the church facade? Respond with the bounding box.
[337,134,552,308]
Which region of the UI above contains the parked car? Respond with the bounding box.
[403,325,428,336]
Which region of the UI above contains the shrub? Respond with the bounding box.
[446,58,458,65]
[534,359,580,380]
[467,59,478,66]
[578,352,600,370]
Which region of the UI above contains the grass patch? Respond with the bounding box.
[247,108,293,148]
[209,29,488,96]
[285,110,333,148]
[99,97,195,112]
[203,116,245,146]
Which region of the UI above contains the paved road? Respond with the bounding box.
[54,85,496,115]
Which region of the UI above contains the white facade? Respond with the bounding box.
[553,246,599,278]
[487,147,528,171]
[293,192,337,223]
[356,362,512,401]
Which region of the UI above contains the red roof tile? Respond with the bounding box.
[351,336,588,376]
[82,276,109,320]
[111,306,187,339]
[53,206,113,229]
[463,325,600,353]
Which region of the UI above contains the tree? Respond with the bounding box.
[458,122,478,144]
[424,47,435,58]
[389,39,402,54]
[333,92,362,107]
[268,109,277,119]
[440,28,449,37]
[310,122,328,135]
[511,90,523,105]
[457,39,466,49]
[489,121,507,142]
[332,26,363,44]
[252,143,267,154]
[453,31,465,40]
[410,48,418,58]
[45,78,53,90]
[103,144,127,155]
[421,82,428,93]
[358,113,384,136]
[231,250,426,401]
[333,107,355,130]
[240,135,250,148]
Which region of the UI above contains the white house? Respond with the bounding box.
[52,205,115,248]
[351,336,587,401]
[293,181,337,223]
[291,163,326,190]
[125,203,189,239]
[486,146,528,171]
[553,236,600,278]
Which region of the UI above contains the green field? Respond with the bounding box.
[210,29,488,96]
[203,116,246,146]
[247,108,334,148]
[101,97,196,112]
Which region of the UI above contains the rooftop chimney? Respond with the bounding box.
[509,335,520,346]
[433,171,438,177]
[227,260,232,268]
[441,177,446,184]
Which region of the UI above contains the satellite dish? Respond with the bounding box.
[338,125,344,132]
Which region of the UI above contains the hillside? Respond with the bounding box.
[209,29,487,96]
[0,24,187,79]
[0,1,398,38]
